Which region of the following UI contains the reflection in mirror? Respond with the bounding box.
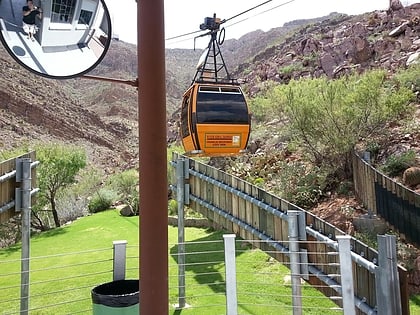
[0,0,111,79]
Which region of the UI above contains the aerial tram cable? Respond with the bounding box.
[223,0,296,29]
[165,0,296,43]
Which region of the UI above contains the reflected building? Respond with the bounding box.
[39,0,109,56]
[0,0,111,77]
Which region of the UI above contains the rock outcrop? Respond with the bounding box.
[235,2,420,96]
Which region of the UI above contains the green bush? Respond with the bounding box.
[281,164,328,209]
[106,169,138,211]
[88,189,118,213]
[266,69,414,178]
[168,199,178,216]
[391,63,420,93]
[381,149,416,177]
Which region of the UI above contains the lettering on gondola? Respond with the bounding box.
[205,134,241,147]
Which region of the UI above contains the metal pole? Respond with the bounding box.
[138,0,168,314]
[176,158,186,308]
[288,210,302,315]
[337,235,356,315]
[376,235,402,315]
[18,158,31,315]
[224,234,238,315]
[113,240,127,281]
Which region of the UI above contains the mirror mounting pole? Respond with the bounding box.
[82,74,138,87]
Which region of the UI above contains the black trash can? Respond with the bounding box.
[91,279,139,315]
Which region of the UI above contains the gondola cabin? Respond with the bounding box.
[180,82,251,156]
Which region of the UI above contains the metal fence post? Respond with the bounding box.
[113,240,127,281]
[337,235,356,315]
[224,234,238,315]
[176,158,186,309]
[376,234,402,315]
[288,210,302,315]
[17,158,32,315]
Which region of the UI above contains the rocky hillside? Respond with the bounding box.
[0,46,138,172]
[233,2,420,96]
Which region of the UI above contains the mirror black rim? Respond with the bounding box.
[0,0,112,80]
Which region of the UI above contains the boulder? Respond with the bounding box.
[352,37,373,63]
[403,167,420,187]
[389,0,404,12]
[118,204,134,217]
[406,52,420,66]
[389,21,409,37]
[320,52,337,78]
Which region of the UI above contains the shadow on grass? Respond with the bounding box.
[120,214,139,229]
[0,243,21,257]
[0,227,67,257]
[169,228,249,295]
[35,226,67,239]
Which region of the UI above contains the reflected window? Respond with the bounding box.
[181,97,190,137]
[196,90,249,124]
[51,0,77,23]
[99,12,109,34]
[78,10,93,25]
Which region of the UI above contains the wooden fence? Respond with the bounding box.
[0,151,37,224]
[353,151,420,247]
[172,152,409,315]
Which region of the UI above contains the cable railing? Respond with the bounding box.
[0,246,113,314]
[0,234,359,314]
[167,237,349,315]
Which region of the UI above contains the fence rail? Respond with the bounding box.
[352,151,420,247]
[172,152,409,315]
[0,151,37,224]
[1,236,358,314]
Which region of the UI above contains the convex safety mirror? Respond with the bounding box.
[0,0,111,79]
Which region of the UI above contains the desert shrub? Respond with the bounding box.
[57,193,89,223]
[247,81,280,122]
[130,194,139,215]
[0,217,22,248]
[365,141,381,159]
[88,189,118,213]
[269,69,414,178]
[336,180,353,196]
[54,167,103,224]
[168,199,178,216]
[248,96,276,122]
[253,177,265,187]
[391,63,420,93]
[107,169,138,210]
[381,149,417,177]
[278,161,329,209]
[167,144,186,186]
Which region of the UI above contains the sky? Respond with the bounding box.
[106,0,417,49]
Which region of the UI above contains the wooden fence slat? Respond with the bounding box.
[244,182,253,241]
[178,154,410,314]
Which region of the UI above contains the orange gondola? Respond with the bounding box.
[180,15,251,157]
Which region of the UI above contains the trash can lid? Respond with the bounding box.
[92,279,139,307]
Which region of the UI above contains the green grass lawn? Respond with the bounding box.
[0,210,419,314]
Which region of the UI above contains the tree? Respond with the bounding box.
[272,70,414,178]
[35,144,86,227]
